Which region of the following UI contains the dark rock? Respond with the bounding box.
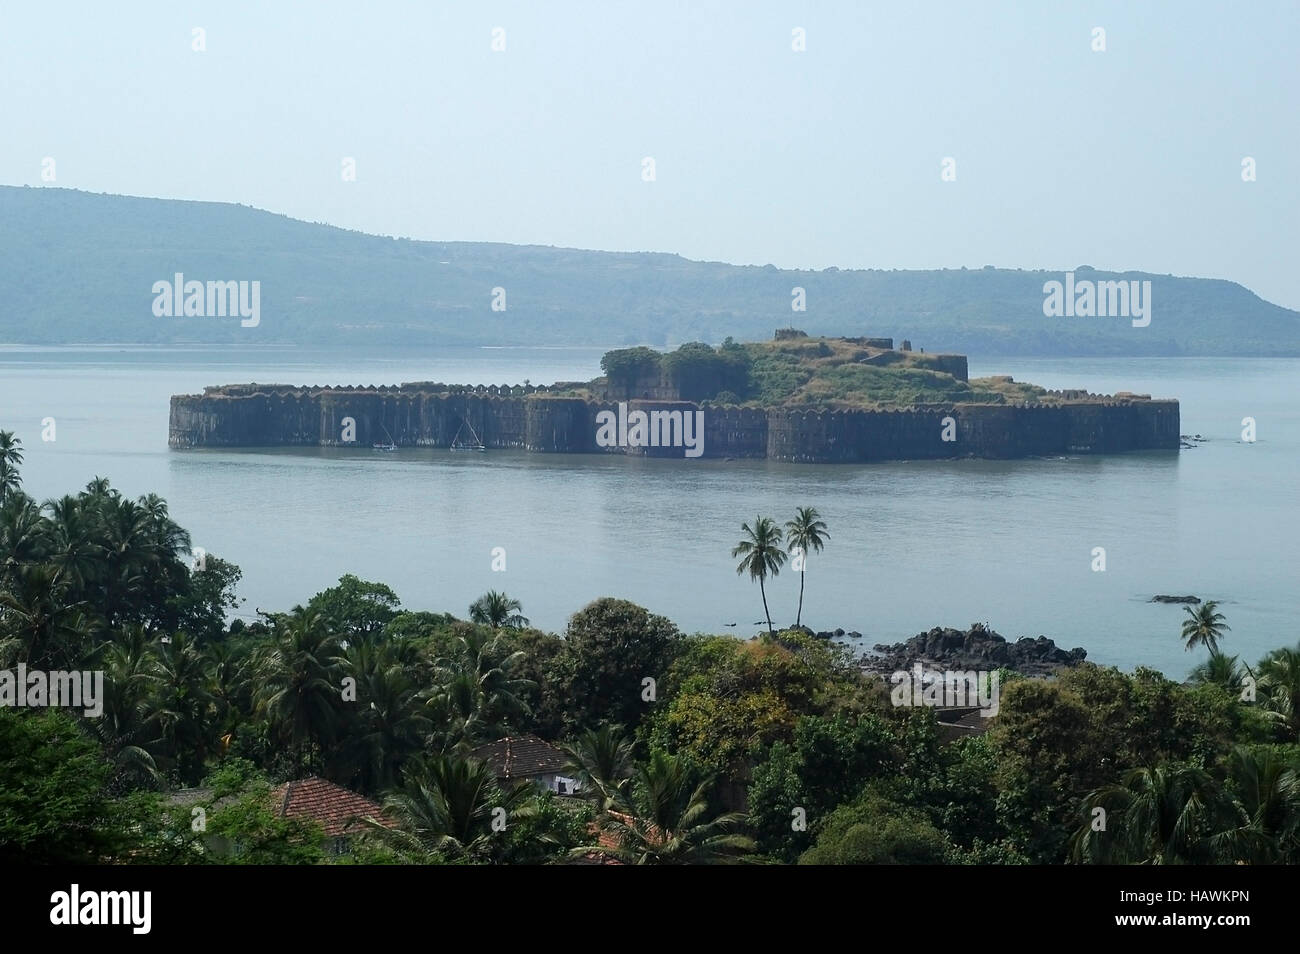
[865,623,1086,677]
[1150,595,1200,604]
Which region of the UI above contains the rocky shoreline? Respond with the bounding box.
[859,623,1087,677]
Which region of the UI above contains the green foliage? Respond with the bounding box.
[733,516,786,633]
[1070,744,1300,865]
[467,590,529,629]
[382,610,457,642]
[306,574,401,641]
[799,364,983,406]
[0,708,121,863]
[1256,643,1300,741]
[563,723,636,809]
[798,792,949,865]
[252,609,346,775]
[648,635,840,780]
[0,473,219,670]
[748,714,898,861]
[167,555,243,643]
[6,438,1300,865]
[1181,601,1231,655]
[661,341,752,401]
[552,598,681,734]
[371,754,534,863]
[497,626,566,738]
[581,750,755,864]
[425,626,536,750]
[745,348,815,405]
[784,507,829,627]
[989,664,1244,862]
[204,781,327,865]
[496,792,594,864]
[0,431,22,504]
[600,346,661,388]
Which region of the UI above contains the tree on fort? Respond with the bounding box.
[600,347,661,392]
[662,341,751,401]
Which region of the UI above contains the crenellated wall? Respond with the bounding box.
[170,384,1180,461]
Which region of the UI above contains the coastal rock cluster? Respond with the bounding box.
[864,623,1087,676]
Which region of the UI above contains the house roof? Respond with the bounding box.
[934,706,993,743]
[272,777,390,837]
[470,734,568,780]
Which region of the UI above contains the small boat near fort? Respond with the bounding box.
[450,417,486,452]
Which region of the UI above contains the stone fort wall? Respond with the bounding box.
[171,384,1179,460]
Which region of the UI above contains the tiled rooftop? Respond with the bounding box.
[272,777,391,836]
[470,734,568,779]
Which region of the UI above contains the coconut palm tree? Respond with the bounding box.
[1189,652,1245,693]
[1256,645,1300,741]
[44,495,100,589]
[578,750,754,864]
[426,628,534,750]
[1180,600,1230,655]
[732,516,786,634]
[1072,763,1222,864]
[0,564,92,669]
[562,723,635,809]
[82,475,114,499]
[0,431,23,503]
[93,495,154,630]
[1208,746,1300,864]
[784,507,829,628]
[138,492,191,559]
[253,609,345,773]
[335,642,433,793]
[0,492,50,586]
[468,590,529,629]
[92,625,162,789]
[204,639,253,739]
[146,631,216,784]
[369,753,533,862]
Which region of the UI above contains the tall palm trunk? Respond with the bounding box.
[796,571,805,628]
[760,578,772,634]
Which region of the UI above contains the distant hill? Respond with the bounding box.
[3,185,1297,356]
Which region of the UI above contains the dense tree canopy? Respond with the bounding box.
[2,436,1298,865]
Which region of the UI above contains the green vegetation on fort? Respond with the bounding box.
[5,186,1299,355]
[3,432,1299,865]
[593,334,1053,409]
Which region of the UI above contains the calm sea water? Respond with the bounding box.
[2,345,1296,679]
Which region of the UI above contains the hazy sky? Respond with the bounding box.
[4,1,1297,308]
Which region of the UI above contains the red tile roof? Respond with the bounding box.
[271,777,391,837]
